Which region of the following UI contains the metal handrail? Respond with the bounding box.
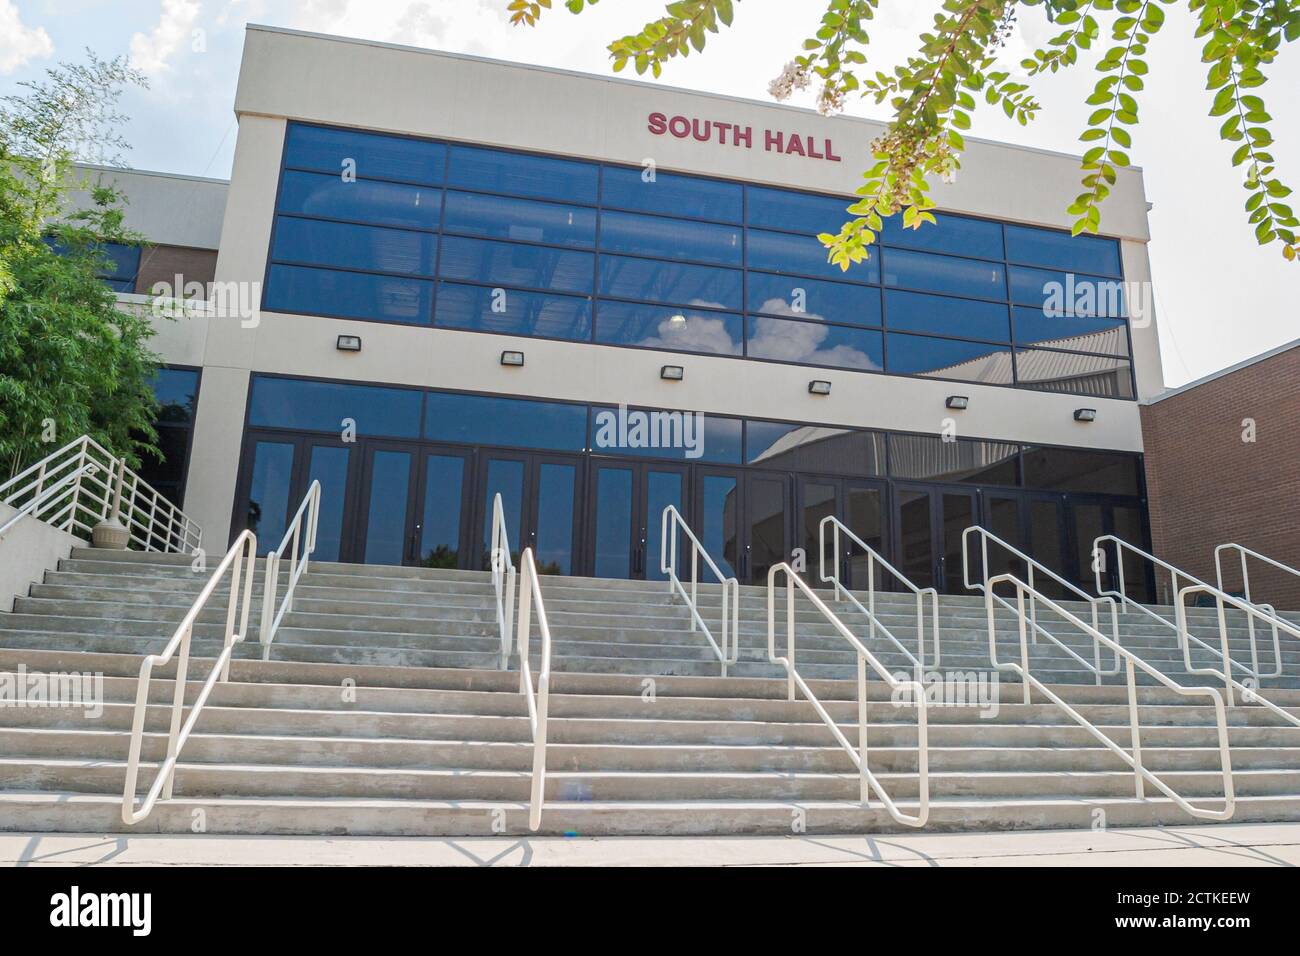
[660,504,739,675]
[516,547,553,831]
[964,525,1121,684]
[0,463,99,539]
[1215,543,1298,677]
[1173,583,1300,728]
[984,572,1234,822]
[490,492,518,669]
[1096,535,1280,684]
[259,481,321,658]
[0,434,201,553]
[121,530,258,824]
[819,515,940,677]
[767,563,930,828]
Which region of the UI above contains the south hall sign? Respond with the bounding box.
[647,112,842,162]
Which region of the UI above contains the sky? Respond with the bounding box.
[1,0,1296,387]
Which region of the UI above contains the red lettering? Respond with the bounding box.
[825,139,842,162]
[668,115,691,138]
[807,136,823,160]
[786,134,806,157]
[691,118,712,142]
[715,121,732,145]
[647,112,667,135]
[764,129,783,152]
[734,125,752,148]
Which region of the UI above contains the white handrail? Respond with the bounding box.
[0,462,99,539]
[819,514,940,678]
[964,524,1121,684]
[1096,534,1281,684]
[660,504,739,675]
[491,492,518,669]
[0,434,201,553]
[766,562,930,828]
[121,530,258,825]
[984,572,1235,822]
[259,480,321,658]
[1215,543,1297,677]
[516,547,553,831]
[1173,583,1300,728]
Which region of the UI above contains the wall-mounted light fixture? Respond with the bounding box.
[500,350,525,367]
[808,380,832,396]
[336,334,362,352]
[946,395,970,410]
[660,365,684,381]
[1074,408,1097,422]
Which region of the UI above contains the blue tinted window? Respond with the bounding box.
[1015,349,1135,399]
[425,392,587,450]
[1008,265,1127,316]
[47,237,140,289]
[443,191,595,248]
[594,301,742,355]
[591,407,743,463]
[885,289,1010,342]
[307,445,351,562]
[602,166,742,222]
[1005,223,1122,277]
[881,213,1004,260]
[748,229,879,284]
[601,211,742,267]
[1013,306,1129,356]
[882,248,1006,300]
[885,333,1014,384]
[599,255,741,310]
[747,186,851,235]
[439,235,593,294]
[746,317,883,371]
[151,367,199,422]
[264,264,433,324]
[435,282,591,340]
[272,217,438,276]
[284,123,445,185]
[277,171,442,230]
[448,145,598,204]
[747,272,881,328]
[249,376,422,437]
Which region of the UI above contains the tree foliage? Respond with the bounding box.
[0,52,161,478]
[508,0,1299,265]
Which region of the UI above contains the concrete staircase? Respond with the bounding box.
[1,548,1299,836]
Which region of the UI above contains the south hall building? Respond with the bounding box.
[99,25,1162,598]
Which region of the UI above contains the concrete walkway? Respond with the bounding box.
[3,823,1299,866]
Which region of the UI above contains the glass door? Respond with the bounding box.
[694,468,741,582]
[1025,493,1070,598]
[354,442,418,566]
[413,448,471,569]
[797,476,887,588]
[476,452,582,575]
[893,484,978,594]
[587,460,686,580]
[746,472,791,585]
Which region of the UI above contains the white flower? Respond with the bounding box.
[768,61,811,101]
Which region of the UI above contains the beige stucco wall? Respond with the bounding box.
[0,504,78,612]
[168,25,1164,548]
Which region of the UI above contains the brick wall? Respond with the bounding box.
[1140,342,1300,610]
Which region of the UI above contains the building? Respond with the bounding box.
[1141,338,1300,608]
[93,24,1165,598]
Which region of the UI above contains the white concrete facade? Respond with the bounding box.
[128,25,1163,549]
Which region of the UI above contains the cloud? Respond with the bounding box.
[129,0,203,73]
[0,0,54,74]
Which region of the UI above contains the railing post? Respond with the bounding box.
[857,650,868,805]
[690,547,698,633]
[517,564,532,696]
[1027,563,1038,645]
[720,576,729,678]
[1126,657,1144,799]
[1215,591,1235,707]
[785,572,795,703]
[832,524,842,601]
[162,625,191,801]
[1016,586,1030,705]
[260,552,278,647]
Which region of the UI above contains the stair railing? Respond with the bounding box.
[819,515,940,679]
[0,434,201,553]
[661,504,739,676]
[1214,543,1297,677]
[1171,582,1300,729]
[767,563,930,828]
[516,547,553,831]
[259,480,321,658]
[983,572,1235,822]
[963,525,1121,684]
[490,492,518,669]
[121,530,258,825]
